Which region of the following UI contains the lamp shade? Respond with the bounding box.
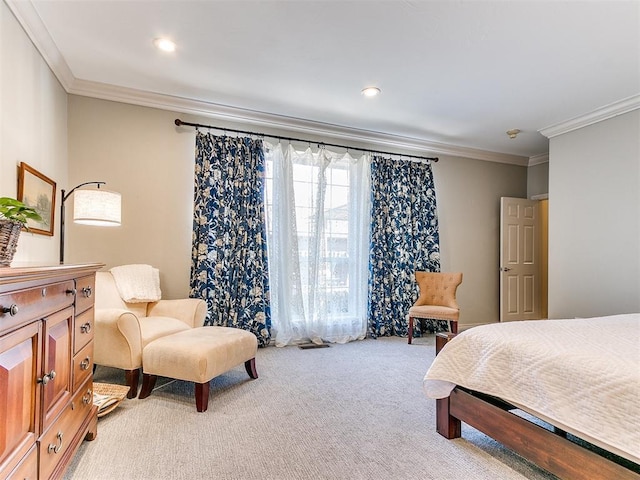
[73,189,121,226]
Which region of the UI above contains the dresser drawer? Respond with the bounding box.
[75,275,96,315]
[38,379,94,480]
[72,341,93,393]
[68,380,95,439]
[0,281,75,335]
[4,444,37,480]
[74,309,94,354]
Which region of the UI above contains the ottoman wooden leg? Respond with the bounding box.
[139,374,157,399]
[195,381,210,412]
[245,358,258,379]
[125,368,140,399]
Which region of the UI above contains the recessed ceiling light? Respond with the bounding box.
[153,38,176,52]
[361,86,381,97]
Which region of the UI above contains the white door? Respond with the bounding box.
[500,197,541,322]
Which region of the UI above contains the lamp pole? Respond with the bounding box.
[59,181,105,264]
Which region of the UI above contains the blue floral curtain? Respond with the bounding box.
[367,156,442,339]
[190,132,271,347]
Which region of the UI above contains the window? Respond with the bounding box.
[263,144,370,345]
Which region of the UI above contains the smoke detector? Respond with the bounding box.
[507,129,521,139]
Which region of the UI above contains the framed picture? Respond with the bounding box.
[17,162,56,236]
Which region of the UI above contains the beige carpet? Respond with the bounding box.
[65,336,557,480]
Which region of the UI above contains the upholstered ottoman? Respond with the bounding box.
[138,326,258,412]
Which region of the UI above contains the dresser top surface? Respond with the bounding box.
[0,263,104,289]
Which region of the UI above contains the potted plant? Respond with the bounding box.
[0,197,43,267]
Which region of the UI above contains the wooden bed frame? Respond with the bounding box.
[434,333,640,480]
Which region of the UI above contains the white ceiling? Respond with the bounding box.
[8,0,640,163]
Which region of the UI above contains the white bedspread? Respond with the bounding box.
[423,314,640,463]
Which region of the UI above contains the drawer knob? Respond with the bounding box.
[80,322,92,334]
[66,288,77,296]
[80,357,91,370]
[38,370,56,385]
[82,286,93,298]
[1,304,19,316]
[83,389,93,405]
[48,431,64,454]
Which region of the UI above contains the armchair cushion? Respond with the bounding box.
[139,316,191,347]
[147,299,207,328]
[408,305,459,322]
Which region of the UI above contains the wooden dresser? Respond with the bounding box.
[0,263,103,480]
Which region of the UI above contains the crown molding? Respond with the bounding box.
[6,0,75,89]
[528,153,549,166]
[69,78,529,166]
[539,94,640,139]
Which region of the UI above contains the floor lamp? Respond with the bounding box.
[59,182,121,264]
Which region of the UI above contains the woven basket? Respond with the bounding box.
[0,220,23,267]
[93,382,130,417]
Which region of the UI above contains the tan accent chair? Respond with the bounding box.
[408,271,462,344]
[94,271,207,398]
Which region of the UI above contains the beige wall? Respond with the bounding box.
[66,97,196,298]
[539,199,548,319]
[0,1,68,263]
[548,109,640,317]
[434,156,527,326]
[66,96,527,324]
[527,162,549,198]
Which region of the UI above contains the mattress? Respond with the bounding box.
[423,313,640,463]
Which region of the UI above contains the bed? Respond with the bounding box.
[423,313,640,480]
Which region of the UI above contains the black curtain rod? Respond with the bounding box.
[174,119,439,163]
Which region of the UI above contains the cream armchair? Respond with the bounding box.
[94,271,207,398]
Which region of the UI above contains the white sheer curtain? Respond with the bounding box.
[264,142,370,346]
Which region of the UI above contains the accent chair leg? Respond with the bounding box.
[138,373,157,399]
[408,316,414,344]
[125,369,140,399]
[450,320,458,334]
[245,358,258,379]
[195,381,210,412]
